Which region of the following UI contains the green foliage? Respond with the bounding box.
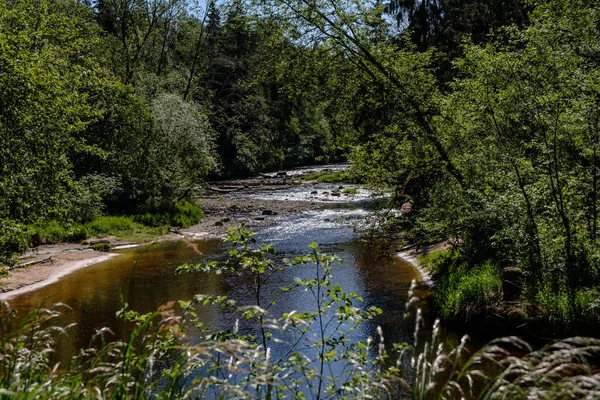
[301,170,356,183]
[0,220,28,270]
[435,261,503,320]
[28,221,87,246]
[0,0,107,223]
[134,201,203,228]
[417,249,458,276]
[171,201,204,228]
[535,286,600,329]
[176,226,394,398]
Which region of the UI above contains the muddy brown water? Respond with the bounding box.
[5,165,460,374]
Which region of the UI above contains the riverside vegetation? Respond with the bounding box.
[3,0,600,394]
[1,228,599,399]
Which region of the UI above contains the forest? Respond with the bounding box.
[2,0,600,397]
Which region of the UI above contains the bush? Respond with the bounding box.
[436,261,502,320]
[0,220,28,269]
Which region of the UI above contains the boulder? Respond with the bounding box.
[502,267,523,301]
[262,210,278,216]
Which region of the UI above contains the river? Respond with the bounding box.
[4,164,449,375]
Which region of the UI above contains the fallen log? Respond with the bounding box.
[11,256,53,270]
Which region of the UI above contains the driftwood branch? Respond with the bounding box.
[11,256,53,270]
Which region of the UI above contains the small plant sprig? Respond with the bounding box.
[176,225,397,399]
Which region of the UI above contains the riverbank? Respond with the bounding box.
[396,242,450,288]
[0,171,340,297]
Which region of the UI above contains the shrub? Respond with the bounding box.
[0,219,28,269]
[28,221,70,245]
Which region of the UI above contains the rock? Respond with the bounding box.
[90,240,111,246]
[502,267,523,301]
[276,171,287,176]
[221,218,231,223]
[311,191,318,195]
[262,210,278,216]
[331,191,341,197]
[400,201,413,215]
[215,221,224,226]
[254,217,265,221]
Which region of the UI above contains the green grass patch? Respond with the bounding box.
[28,221,87,245]
[26,202,203,246]
[417,248,458,276]
[91,242,111,251]
[535,286,600,328]
[301,170,358,183]
[435,261,502,321]
[133,201,203,229]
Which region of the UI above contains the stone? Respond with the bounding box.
[262,210,278,216]
[502,267,523,301]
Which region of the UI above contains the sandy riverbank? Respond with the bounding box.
[0,194,323,298]
[396,242,450,288]
[0,249,119,300]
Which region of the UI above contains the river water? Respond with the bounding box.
[5,165,441,368]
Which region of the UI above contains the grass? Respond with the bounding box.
[534,285,600,330]
[134,201,203,229]
[26,202,203,246]
[301,170,357,183]
[435,261,502,321]
[417,248,458,276]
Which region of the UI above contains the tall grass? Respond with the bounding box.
[535,285,600,330]
[2,283,599,399]
[435,261,502,320]
[24,201,203,246]
[1,232,599,399]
